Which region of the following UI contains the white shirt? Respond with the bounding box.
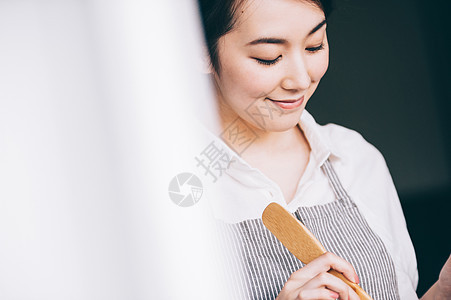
[199,109,419,300]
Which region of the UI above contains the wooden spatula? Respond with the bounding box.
[262,202,373,300]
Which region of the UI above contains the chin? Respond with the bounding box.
[246,111,303,132]
[264,120,300,132]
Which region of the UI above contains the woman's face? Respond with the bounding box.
[213,0,329,132]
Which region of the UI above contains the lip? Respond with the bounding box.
[267,96,304,110]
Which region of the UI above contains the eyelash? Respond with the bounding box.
[256,56,282,66]
[306,43,324,53]
[254,43,324,66]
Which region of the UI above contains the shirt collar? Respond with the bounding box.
[298,109,344,167]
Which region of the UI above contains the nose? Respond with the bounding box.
[281,55,311,91]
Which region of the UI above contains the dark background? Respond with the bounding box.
[308,0,451,296]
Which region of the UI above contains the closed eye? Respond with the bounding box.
[306,43,324,53]
[255,55,282,66]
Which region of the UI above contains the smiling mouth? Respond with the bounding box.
[266,96,305,110]
[266,96,303,103]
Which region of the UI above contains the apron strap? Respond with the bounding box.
[321,159,355,208]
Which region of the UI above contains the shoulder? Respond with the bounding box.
[300,110,389,186]
[320,121,386,172]
[315,120,394,212]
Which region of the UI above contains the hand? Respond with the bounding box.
[436,254,451,299]
[276,252,361,300]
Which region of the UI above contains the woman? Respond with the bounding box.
[196,0,451,299]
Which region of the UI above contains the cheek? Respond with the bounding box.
[308,51,329,82]
[222,61,272,98]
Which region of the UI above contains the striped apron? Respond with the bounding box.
[217,159,400,300]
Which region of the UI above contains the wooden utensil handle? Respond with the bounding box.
[262,203,374,300]
[328,270,372,300]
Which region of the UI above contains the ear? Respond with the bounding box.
[197,45,215,74]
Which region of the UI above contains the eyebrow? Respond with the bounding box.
[246,19,327,46]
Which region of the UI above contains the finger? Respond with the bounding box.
[301,272,360,300]
[295,288,339,300]
[291,252,359,284]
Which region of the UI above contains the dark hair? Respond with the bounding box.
[196,0,334,74]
